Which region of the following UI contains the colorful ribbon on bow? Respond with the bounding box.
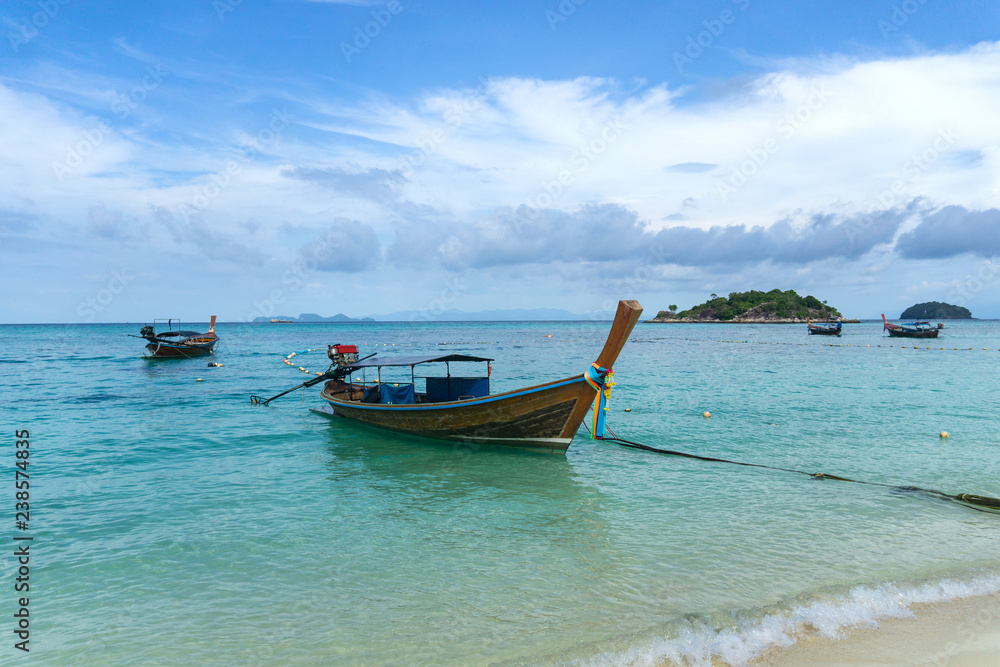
[585,363,614,438]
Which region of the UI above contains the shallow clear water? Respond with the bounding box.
[1,320,999,665]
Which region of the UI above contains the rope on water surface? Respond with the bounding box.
[597,426,1000,515]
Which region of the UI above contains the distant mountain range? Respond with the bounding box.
[252,313,375,323]
[254,309,608,322]
[368,308,610,321]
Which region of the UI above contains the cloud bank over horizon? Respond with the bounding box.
[2,2,1000,321]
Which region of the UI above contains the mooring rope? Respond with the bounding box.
[599,426,1000,514]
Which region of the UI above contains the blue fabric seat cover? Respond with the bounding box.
[379,383,415,404]
[424,377,489,402]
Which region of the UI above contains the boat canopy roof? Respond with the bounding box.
[347,353,493,369]
[158,330,204,337]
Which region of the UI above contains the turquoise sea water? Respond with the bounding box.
[1,320,999,665]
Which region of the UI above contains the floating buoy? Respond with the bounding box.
[703,411,711,418]
[624,408,631,412]
[196,378,203,382]
[545,334,553,338]
[940,431,950,438]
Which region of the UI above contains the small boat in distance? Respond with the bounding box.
[136,316,219,357]
[317,300,643,453]
[881,314,940,339]
[807,318,842,336]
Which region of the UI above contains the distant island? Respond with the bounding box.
[648,289,852,323]
[253,313,375,323]
[900,302,972,319]
[368,308,609,321]
[255,308,613,323]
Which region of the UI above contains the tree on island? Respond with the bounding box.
[668,304,678,312]
[900,302,972,319]
[655,289,842,321]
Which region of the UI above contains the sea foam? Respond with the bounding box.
[590,573,1000,667]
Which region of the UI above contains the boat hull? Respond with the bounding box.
[881,314,939,339]
[145,339,217,357]
[807,327,841,335]
[885,328,939,338]
[321,375,597,453]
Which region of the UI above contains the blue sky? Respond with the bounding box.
[2,0,999,322]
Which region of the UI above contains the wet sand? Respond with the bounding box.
[750,591,1000,666]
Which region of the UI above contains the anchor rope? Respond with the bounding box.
[598,426,1000,515]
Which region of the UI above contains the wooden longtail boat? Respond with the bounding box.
[136,316,219,357]
[807,318,842,336]
[881,314,940,339]
[318,300,643,453]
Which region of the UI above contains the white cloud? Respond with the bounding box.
[4,43,1000,319]
[301,43,1000,229]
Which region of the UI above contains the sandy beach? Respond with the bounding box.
[751,591,1000,666]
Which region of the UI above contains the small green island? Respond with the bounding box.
[648,289,851,323]
[900,302,972,319]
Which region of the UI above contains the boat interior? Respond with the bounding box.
[325,354,494,405]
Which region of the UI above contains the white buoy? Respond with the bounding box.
[940,431,950,439]
[703,411,711,418]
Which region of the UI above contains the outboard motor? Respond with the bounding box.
[328,344,359,368]
[139,325,156,340]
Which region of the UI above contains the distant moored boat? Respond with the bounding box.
[881,314,939,338]
[136,316,219,357]
[807,318,842,336]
